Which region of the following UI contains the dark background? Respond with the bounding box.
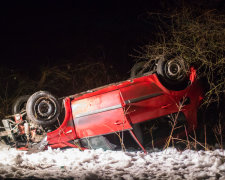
[0,0,225,146]
[0,0,224,76]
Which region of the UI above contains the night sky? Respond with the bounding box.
[0,1,224,74]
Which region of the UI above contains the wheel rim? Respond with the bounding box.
[34,97,57,120]
[164,59,185,81]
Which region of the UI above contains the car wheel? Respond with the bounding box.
[156,57,189,90]
[12,95,30,114]
[26,91,60,126]
[130,61,150,78]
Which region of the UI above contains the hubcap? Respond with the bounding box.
[168,62,180,76]
[34,97,57,120]
[165,60,184,80]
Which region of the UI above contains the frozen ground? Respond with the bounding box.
[0,143,225,180]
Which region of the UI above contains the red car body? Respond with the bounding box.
[46,68,202,151]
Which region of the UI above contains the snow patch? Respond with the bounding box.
[0,143,225,179]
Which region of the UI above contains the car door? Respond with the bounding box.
[71,90,132,139]
[120,79,176,124]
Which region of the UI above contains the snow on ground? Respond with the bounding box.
[0,143,225,180]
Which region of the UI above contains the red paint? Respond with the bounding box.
[47,98,77,145]
[46,70,203,151]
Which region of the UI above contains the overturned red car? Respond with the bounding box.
[0,58,203,152]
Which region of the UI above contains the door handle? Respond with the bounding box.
[114,120,124,125]
[161,104,172,109]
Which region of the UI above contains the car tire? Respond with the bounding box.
[156,57,189,90]
[26,91,60,126]
[12,95,30,114]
